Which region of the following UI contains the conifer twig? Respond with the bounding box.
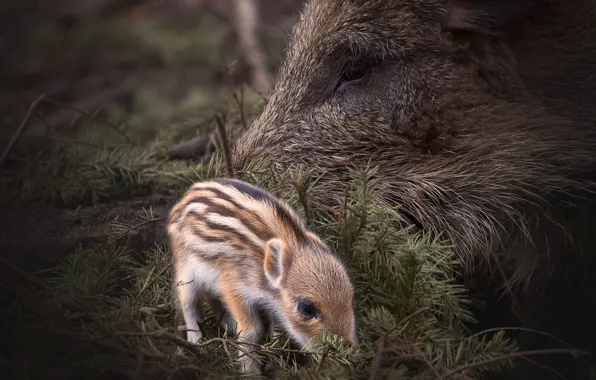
[111,217,163,240]
[443,348,590,379]
[214,113,235,178]
[0,94,45,168]
[42,98,133,144]
[0,255,84,315]
[106,329,318,356]
[377,307,430,343]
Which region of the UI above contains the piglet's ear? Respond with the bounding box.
[264,238,291,289]
[443,0,543,35]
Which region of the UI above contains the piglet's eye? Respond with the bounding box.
[297,300,319,319]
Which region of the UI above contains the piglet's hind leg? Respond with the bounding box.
[205,294,238,337]
[175,277,205,344]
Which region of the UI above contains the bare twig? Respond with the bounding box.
[214,114,235,178]
[369,335,385,380]
[0,255,86,315]
[413,345,443,380]
[35,110,57,134]
[519,357,566,380]
[141,321,166,358]
[110,217,163,241]
[376,307,430,343]
[20,133,106,149]
[316,345,330,372]
[467,327,576,350]
[42,98,133,144]
[99,340,166,359]
[0,254,52,292]
[114,328,319,356]
[0,94,45,168]
[378,354,429,366]
[443,348,591,379]
[238,85,246,130]
[368,307,434,379]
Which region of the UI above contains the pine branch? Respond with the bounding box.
[443,348,590,379]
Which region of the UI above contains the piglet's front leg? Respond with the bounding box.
[221,288,265,373]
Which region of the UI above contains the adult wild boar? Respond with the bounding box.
[233,0,596,378]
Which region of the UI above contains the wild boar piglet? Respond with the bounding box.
[167,178,358,372]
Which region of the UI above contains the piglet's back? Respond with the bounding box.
[167,178,310,266]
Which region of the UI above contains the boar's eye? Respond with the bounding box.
[297,299,319,319]
[339,60,371,87]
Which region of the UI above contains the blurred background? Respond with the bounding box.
[0,0,303,151]
[0,0,306,273]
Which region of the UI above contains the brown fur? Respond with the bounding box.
[232,0,596,377]
[167,178,357,373]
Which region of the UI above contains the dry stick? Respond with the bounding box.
[519,357,565,380]
[369,335,386,380]
[166,364,215,379]
[413,345,443,380]
[118,329,318,356]
[20,133,106,149]
[141,321,166,359]
[42,98,133,144]
[111,217,163,241]
[315,345,330,372]
[35,110,57,135]
[105,329,204,351]
[218,52,249,131]
[0,254,52,292]
[443,348,590,379]
[133,348,145,379]
[214,114,235,178]
[238,85,247,130]
[99,340,165,360]
[467,327,575,350]
[0,255,85,315]
[468,327,594,378]
[376,307,430,343]
[369,307,433,380]
[0,94,45,168]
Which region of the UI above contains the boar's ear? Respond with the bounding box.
[264,238,292,289]
[442,0,543,35]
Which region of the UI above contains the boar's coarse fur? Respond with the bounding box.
[233,0,596,378]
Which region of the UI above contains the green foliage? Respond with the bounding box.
[231,163,519,379]
[2,156,530,380]
[50,241,133,303]
[0,144,191,207]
